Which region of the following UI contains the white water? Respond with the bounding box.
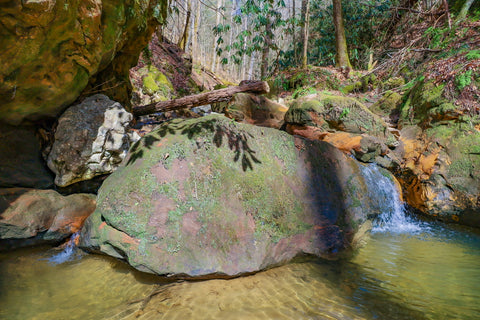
[47,231,81,264]
[359,164,424,234]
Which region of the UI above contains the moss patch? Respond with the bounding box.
[140,65,174,98]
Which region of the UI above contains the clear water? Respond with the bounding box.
[1,166,479,319]
[1,223,479,319]
[359,164,424,234]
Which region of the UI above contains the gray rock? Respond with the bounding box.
[47,94,140,187]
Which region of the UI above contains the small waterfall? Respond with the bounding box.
[359,164,423,233]
[47,231,81,264]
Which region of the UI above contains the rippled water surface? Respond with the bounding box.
[1,221,479,320]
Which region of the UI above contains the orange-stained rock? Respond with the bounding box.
[396,124,480,227]
[286,124,385,163]
[0,188,96,250]
[323,132,363,154]
[286,124,329,140]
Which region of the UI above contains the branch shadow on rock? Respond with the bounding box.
[126,118,261,171]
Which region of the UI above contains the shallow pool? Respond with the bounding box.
[1,220,479,320]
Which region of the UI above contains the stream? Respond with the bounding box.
[1,165,479,320]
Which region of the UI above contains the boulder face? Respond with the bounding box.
[80,114,395,278]
[285,94,394,141]
[0,188,96,250]
[0,0,168,125]
[47,94,140,187]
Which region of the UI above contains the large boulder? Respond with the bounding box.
[0,188,96,250]
[285,94,394,141]
[0,0,168,125]
[80,114,396,278]
[0,124,53,188]
[47,94,140,187]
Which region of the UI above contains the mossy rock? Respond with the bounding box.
[382,77,405,90]
[341,74,378,94]
[80,114,396,277]
[224,93,288,129]
[399,79,454,126]
[370,91,402,117]
[285,94,395,143]
[140,65,174,97]
[131,65,175,106]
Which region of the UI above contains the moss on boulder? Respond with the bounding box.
[131,65,174,105]
[370,91,403,117]
[285,94,395,142]
[80,114,396,277]
[399,79,463,126]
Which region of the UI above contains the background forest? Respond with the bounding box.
[160,0,479,81]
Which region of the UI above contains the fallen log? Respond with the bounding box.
[133,80,270,117]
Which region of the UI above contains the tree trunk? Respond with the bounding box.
[300,0,310,69]
[261,21,272,79]
[443,0,451,29]
[332,0,352,69]
[457,0,474,20]
[212,0,223,72]
[191,1,201,62]
[133,81,270,117]
[292,0,297,63]
[248,51,256,80]
[241,16,249,80]
[177,0,191,50]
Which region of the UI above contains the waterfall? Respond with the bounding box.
[47,231,81,264]
[359,164,423,233]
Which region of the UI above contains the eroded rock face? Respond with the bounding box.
[47,94,140,187]
[0,0,168,125]
[396,124,480,227]
[388,76,480,227]
[80,115,396,278]
[0,188,96,250]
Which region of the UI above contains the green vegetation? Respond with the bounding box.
[455,70,473,91]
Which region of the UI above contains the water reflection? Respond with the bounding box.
[1,223,479,320]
